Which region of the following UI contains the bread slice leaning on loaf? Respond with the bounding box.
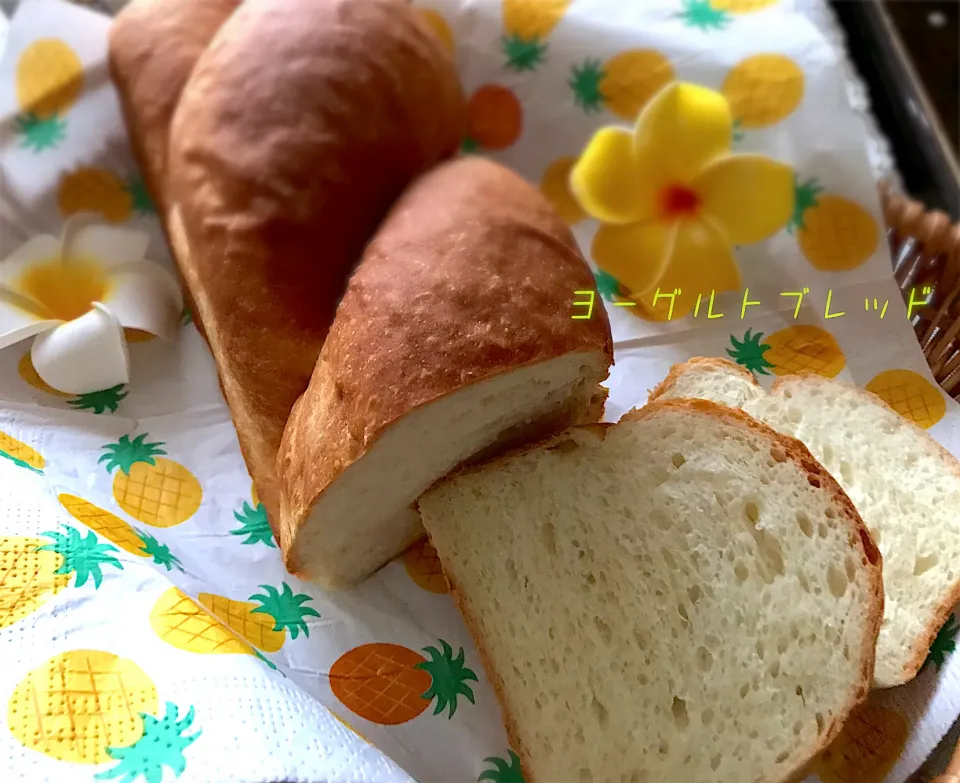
[650,357,960,688]
[277,155,613,587]
[110,0,465,531]
[418,398,883,783]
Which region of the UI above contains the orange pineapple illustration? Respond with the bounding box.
[815,701,909,783]
[463,85,522,152]
[330,639,477,725]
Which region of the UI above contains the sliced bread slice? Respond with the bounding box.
[418,399,883,783]
[651,357,960,688]
[277,156,613,588]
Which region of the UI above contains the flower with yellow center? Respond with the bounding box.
[570,82,795,319]
[0,215,182,394]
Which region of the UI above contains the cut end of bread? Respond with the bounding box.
[654,357,960,688]
[420,399,882,783]
[648,357,762,409]
[285,351,609,587]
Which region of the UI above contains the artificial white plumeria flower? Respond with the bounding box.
[0,214,183,394]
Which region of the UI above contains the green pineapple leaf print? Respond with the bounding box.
[124,174,156,216]
[732,117,745,145]
[677,0,731,30]
[68,384,128,414]
[727,329,774,376]
[136,530,184,572]
[787,175,824,234]
[594,270,623,303]
[500,34,546,72]
[569,59,605,114]
[416,638,479,718]
[480,751,526,783]
[15,112,66,152]
[924,614,958,672]
[249,583,321,640]
[500,0,570,71]
[254,649,279,671]
[95,702,200,783]
[36,524,122,588]
[231,500,276,547]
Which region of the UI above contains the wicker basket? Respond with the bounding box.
[885,185,960,782]
[885,184,960,399]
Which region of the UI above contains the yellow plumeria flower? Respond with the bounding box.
[0,215,182,394]
[570,82,794,319]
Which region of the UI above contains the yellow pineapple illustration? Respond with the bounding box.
[678,0,777,30]
[790,177,880,271]
[722,54,804,130]
[403,538,450,594]
[195,584,320,652]
[152,584,321,659]
[0,525,124,627]
[417,8,454,55]
[1,537,70,627]
[501,0,570,71]
[15,38,84,151]
[57,168,154,223]
[727,326,846,378]
[8,649,200,775]
[570,50,674,120]
[59,493,183,571]
[99,433,202,526]
[540,156,586,225]
[1,525,121,629]
[0,429,44,474]
[712,0,777,11]
[866,369,946,429]
[150,587,257,656]
[814,701,909,783]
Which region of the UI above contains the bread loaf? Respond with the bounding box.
[110,0,465,528]
[108,0,239,216]
[418,399,882,783]
[650,357,960,688]
[278,156,613,587]
[108,0,239,336]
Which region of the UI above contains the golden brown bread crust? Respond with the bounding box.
[108,0,239,215]
[434,399,882,783]
[278,155,613,575]
[158,0,464,528]
[646,356,759,404]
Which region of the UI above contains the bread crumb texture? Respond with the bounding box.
[420,402,881,783]
[652,358,960,687]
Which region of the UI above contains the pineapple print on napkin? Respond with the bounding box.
[3,1,959,782]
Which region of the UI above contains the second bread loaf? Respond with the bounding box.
[278,156,613,587]
[145,0,464,529]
